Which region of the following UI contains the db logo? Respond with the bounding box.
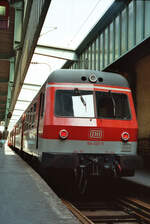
[89,129,103,139]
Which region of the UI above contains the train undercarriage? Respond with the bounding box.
[41,152,139,194]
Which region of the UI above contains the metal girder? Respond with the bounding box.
[17,99,31,103]
[7,0,52,129]
[23,83,41,88]
[5,57,14,127]
[13,109,24,112]
[12,1,23,50]
[11,114,21,117]
[35,45,78,61]
[2,1,23,128]
[65,0,150,73]
[76,0,131,55]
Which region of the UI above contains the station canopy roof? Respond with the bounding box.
[8,0,114,131]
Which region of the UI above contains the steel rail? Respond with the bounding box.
[62,197,150,224]
[117,197,150,223]
[62,200,94,224]
[62,200,138,224]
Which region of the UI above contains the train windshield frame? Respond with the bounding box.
[54,89,131,120]
[55,89,95,118]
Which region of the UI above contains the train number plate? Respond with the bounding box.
[121,142,131,152]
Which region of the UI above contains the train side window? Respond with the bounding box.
[24,121,27,131]
[34,103,36,112]
[113,93,131,119]
[18,126,21,135]
[40,93,45,117]
[27,112,29,129]
[17,127,19,135]
[25,112,28,130]
[29,108,31,122]
[24,113,28,131]
[29,107,33,128]
[55,90,73,116]
[32,103,37,127]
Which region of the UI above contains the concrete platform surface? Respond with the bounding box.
[0,143,80,224]
[124,168,150,188]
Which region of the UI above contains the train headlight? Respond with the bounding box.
[59,129,68,140]
[121,132,130,142]
[88,73,97,83]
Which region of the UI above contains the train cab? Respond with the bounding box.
[10,69,141,181]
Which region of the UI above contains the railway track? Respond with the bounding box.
[62,197,150,224]
[15,147,150,223]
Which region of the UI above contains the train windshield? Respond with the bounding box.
[96,91,131,119]
[55,90,94,117]
[55,90,131,119]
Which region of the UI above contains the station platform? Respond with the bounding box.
[0,143,80,224]
[123,168,150,188]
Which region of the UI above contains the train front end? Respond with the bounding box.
[39,69,140,178]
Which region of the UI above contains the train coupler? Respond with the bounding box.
[78,154,122,177]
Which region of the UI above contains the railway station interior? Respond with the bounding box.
[1,0,150,223]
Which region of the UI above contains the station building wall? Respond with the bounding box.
[136,55,150,139]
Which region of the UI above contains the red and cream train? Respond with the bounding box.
[9,69,141,177]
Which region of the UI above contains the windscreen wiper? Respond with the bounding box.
[109,90,116,117]
[74,88,87,108]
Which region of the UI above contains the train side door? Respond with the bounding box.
[21,114,25,150]
[36,92,44,149]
